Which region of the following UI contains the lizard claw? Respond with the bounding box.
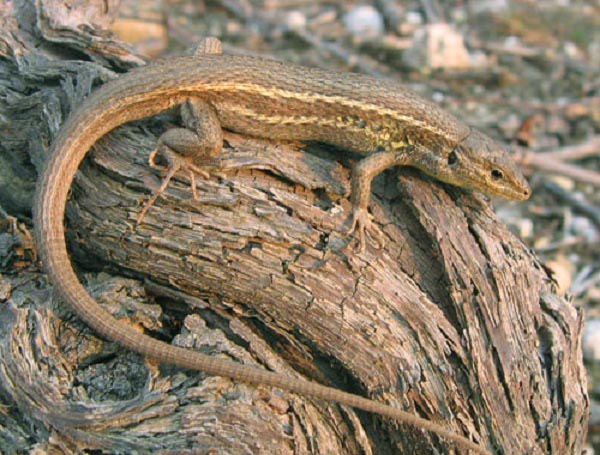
[137,145,210,225]
[345,208,385,252]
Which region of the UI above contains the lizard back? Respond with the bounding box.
[95,54,470,155]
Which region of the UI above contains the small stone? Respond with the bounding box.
[450,7,467,22]
[431,92,445,103]
[284,10,306,32]
[109,18,168,58]
[343,5,384,39]
[570,215,599,243]
[545,114,570,137]
[563,41,582,59]
[469,0,509,13]
[469,50,489,67]
[517,218,534,239]
[498,113,522,137]
[548,175,575,192]
[589,287,600,305]
[399,10,423,35]
[403,23,471,70]
[590,399,600,427]
[533,235,551,251]
[565,103,589,118]
[545,257,573,296]
[405,11,423,25]
[0,274,11,301]
[589,39,600,67]
[504,35,523,49]
[583,319,600,362]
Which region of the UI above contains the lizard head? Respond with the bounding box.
[411,128,531,200]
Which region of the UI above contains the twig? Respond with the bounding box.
[539,136,600,162]
[419,0,443,22]
[540,180,600,227]
[375,0,404,30]
[571,266,600,299]
[454,95,599,114]
[535,236,589,253]
[472,40,548,59]
[292,28,387,78]
[515,149,600,188]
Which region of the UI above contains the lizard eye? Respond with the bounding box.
[491,169,504,180]
[447,151,457,166]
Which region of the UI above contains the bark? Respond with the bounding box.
[0,1,589,454]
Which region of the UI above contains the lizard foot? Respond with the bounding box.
[345,208,386,252]
[137,145,211,225]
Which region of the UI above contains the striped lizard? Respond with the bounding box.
[34,38,530,454]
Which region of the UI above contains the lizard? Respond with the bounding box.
[34,38,531,454]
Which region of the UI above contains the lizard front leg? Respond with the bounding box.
[347,150,409,251]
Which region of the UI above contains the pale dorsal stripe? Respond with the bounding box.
[179,82,448,139]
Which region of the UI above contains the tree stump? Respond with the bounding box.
[0,1,588,453]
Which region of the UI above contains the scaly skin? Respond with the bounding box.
[34,46,531,454]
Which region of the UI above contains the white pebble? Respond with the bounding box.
[405,11,423,25]
[403,23,471,70]
[343,5,384,38]
[570,215,599,243]
[545,258,573,296]
[285,11,306,31]
[583,319,600,362]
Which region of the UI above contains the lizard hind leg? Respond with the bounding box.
[137,37,225,224]
[137,98,224,225]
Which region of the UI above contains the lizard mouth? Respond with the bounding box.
[485,178,531,201]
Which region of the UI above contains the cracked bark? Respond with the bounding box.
[0,0,588,453]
